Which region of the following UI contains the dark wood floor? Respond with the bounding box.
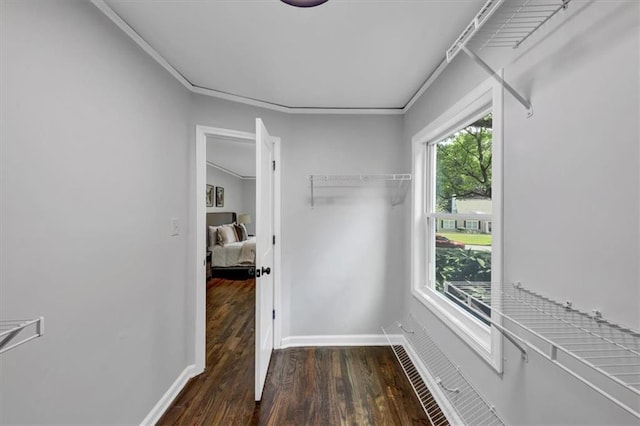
[158,277,430,425]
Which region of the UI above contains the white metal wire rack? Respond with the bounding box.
[470,0,572,51]
[449,282,640,419]
[445,0,573,116]
[0,317,44,354]
[383,314,505,426]
[307,174,411,208]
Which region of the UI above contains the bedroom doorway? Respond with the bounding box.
[194,124,282,395]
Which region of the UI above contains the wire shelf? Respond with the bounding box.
[383,314,505,426]
[448,282,640,419]
[471,0,572,51]
[447,0,572,61]
[307,173,411,208]
[308,173,412,182]
[445,0,573,117]
[0,317,44,354]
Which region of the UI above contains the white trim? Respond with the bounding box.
[403,58,449,112]
[195,125,283,372]
[206,161,255,180]
[410,76,504,372]
[140,364,197,426]
[195,126,207,374]
[90,1,403,115]
[90,1,422,115]
[280,334,390,348]
[431,213,492,221]
[192,86,404,115]
[272,137,283,349]
[91,0,192,91]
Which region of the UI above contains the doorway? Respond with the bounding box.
[194,124,281,393]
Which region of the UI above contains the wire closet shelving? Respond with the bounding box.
[307,174,411,208]
[446,0,573,117]
[383,314,505,426]
[447,282,640,419]
[0,317,44,355]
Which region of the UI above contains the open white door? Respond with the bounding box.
[255,118,275,401]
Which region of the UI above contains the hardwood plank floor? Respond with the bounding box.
[158,278,431,425]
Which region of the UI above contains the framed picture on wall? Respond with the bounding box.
[206,185,214,207]
[215,186,224,207]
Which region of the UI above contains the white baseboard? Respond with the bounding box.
[140,364,198,426]
[280,334,392,348]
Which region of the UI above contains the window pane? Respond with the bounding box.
[431,113,493,323]
[435,114,493,214]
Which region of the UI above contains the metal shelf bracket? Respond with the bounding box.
[0,317,44,354]
[461,46,533,117]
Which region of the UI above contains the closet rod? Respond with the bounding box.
[448,283,640,419]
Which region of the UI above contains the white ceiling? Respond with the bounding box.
[207,135,256,178]
[102,0,485,110]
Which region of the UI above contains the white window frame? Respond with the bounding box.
[411,76,504,372]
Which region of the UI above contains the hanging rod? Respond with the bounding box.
[308,173,412,182]
[0,317,44,354]
[308,173,412,208]
[446,0,573,117]
[448,282,640,419]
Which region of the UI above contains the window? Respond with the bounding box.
[430,114,493,325]
[464,220,480,230]
[411,78,503,371]
[440,219,456,230]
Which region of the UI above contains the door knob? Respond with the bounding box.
[261,266,271,275]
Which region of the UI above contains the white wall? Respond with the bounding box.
[189,95,408,341]
[403,1,639,424]
[285,114,408,338]
[0,1,191,424]
[242,178,257,235]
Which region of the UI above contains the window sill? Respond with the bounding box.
[412,286,503,373]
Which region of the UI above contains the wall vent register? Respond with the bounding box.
[383,314,505,425]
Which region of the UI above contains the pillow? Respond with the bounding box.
[217,224,238,245]
[208,226,220,247]
[240,223,249,239]
[234,223,248,241]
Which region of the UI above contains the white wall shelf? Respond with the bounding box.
[446,0,573,117]
[383,314,505,425]
[307,173,411,208]
[0,317,44,354]
[449,282,640,420]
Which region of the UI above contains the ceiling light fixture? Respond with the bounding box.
[281,0,328,7]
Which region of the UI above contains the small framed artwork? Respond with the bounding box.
[215,186,224,207]
[206,185,214,207]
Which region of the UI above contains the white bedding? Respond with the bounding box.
[211,237,256,267]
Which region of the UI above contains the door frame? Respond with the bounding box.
[194,124,282,374]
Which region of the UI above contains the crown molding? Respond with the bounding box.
[206,161,255,180]
[92,0,433,116]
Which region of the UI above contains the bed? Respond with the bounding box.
[207,212,256,279]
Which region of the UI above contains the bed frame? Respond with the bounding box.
[206,212,255,280]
